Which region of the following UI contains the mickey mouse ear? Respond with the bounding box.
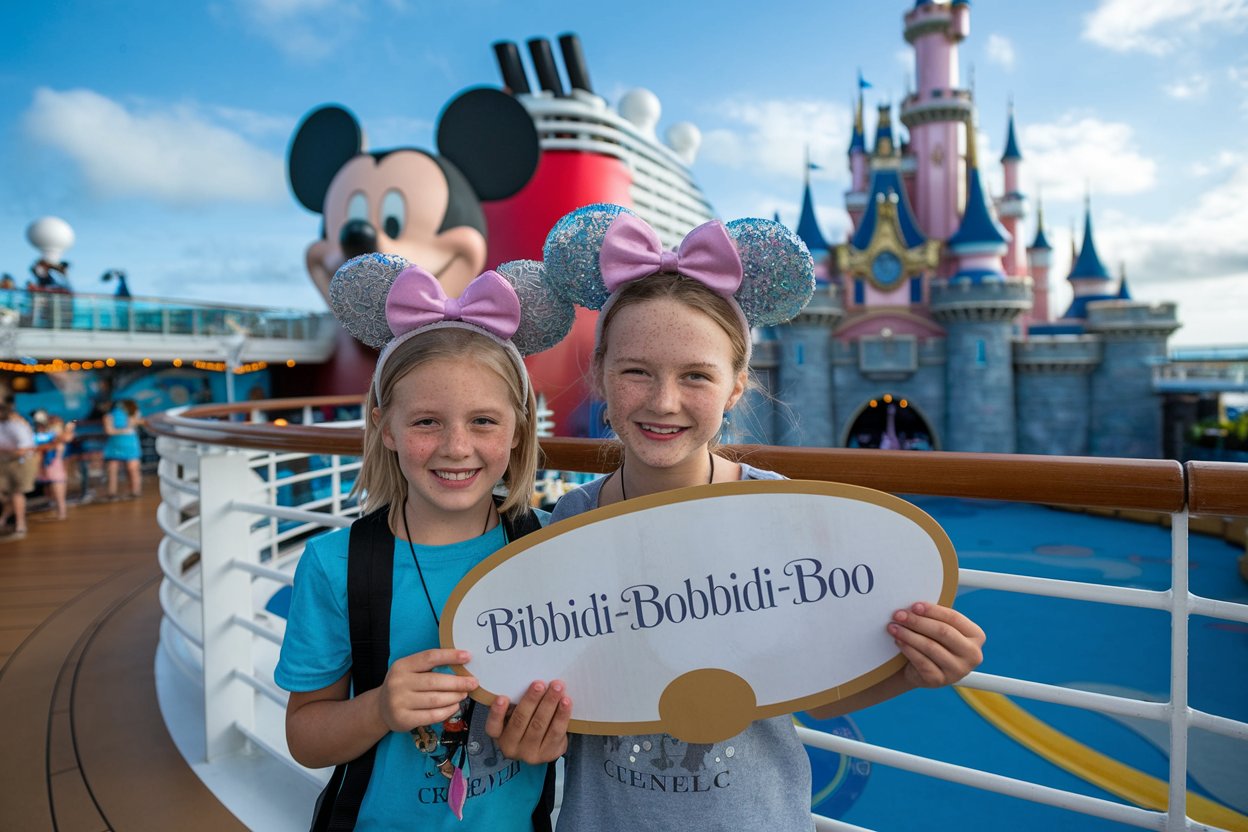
[725,219,815,327]
[328,252,410,348]
[542,203,637,310]
[494,260,575,356]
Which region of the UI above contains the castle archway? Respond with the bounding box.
[842,394,938,450]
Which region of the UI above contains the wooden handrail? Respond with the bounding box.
[139,399,1221,513]
[1186,462,1248,517]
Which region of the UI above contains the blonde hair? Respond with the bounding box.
[355,327,539,530]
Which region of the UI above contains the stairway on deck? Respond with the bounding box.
[0,484,245,831]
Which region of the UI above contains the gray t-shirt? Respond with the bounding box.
[550,463,814,832]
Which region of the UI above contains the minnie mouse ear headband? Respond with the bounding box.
[542,204,816,357]
[328,252,575,404]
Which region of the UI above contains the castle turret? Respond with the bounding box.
[996,102,1027,277]
[846,86,869,227]
[945,114,1010,283]
[899,0,973,243]
[930,117,1030,452]
[873,103,897,158]
[796,154,831,279]
[1059,199,1117,322]
[1025,198,1053,328]
[1116,263,1132,299]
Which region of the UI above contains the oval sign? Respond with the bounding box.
[442,479,958,743]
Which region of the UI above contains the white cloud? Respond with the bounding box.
[1098,152,1248,281]
[985,34,1016,71]
[700,99,852,180]
[234,0,365,61]
[1189,150,1241,177]
[1061,150,1248,344]
[1163,73,1211,99]
[1020,113,1156,201]
[23,88,286,205]
[1083,0,1248,55]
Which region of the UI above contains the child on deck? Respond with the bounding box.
[36,414,73,520]
[487,206,986,830]
[276,255,575,830]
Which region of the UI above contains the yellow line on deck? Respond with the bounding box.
[957,689,1248,832]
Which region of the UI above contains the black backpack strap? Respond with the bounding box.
[311,507,394,832]
[496,500,557,832]
[499,500,544,541]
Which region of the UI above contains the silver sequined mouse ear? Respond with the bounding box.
[494,260,575,356]
[328,253,411,348]
[542,203,637,310]
[726,218,816,327]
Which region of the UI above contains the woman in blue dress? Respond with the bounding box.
[102,399,142,499]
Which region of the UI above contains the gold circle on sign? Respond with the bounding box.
[659,668,757,744]
[931,144,945,166]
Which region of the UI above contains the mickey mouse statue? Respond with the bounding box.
[288,89,540,306]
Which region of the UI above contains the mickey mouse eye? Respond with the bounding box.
[381,190,406,239]
[347,192,369,222]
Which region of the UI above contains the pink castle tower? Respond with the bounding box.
[899,0,973,248]
[845,84,869,229]
[1025,198,1054,329]
[997,102,1027,277]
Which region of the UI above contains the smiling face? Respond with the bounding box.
[598,297,746,483]
[310,151,487,301]
[375,355,519,540]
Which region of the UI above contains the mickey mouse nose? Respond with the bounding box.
[340,219,377,260]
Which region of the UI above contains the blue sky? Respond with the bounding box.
[1,0,1245,346]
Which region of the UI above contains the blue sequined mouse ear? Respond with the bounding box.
[725,219,816,327]
[542,203,638,310]
[494,259,575,356]
[328,252,411,348]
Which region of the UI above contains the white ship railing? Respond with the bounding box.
[0,288,337,363]
[146,399,1248,832]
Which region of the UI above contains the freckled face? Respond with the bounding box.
[375,357,519,529]
[599,298,745,477]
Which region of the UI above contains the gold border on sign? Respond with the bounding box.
[440,479,960,742]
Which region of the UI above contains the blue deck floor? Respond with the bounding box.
[808,498,1248,830]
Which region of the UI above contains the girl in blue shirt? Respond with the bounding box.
[276,255,575,830]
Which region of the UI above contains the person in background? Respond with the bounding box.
[35,414,73,521]
[0,399,38,539]
[102,399,143,500]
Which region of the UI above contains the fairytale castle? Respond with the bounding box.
[741,0,1179,458]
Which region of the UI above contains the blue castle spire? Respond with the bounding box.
[947,125,1009,253]
[1069,198,1111,281]
[796,160,829,254]
[1117,264,1133,299]
[848,90,866,155]
[1001,104,1022,163]
[1030,197,1052,251]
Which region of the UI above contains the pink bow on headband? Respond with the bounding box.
[600,214,743,297]
[385,266,521,340]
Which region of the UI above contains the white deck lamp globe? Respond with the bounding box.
[27,216,75,263]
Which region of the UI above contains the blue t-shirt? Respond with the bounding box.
[276,514,550,831]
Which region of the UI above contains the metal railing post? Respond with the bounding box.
[198,451,264,761]
[1166,509,1190,830]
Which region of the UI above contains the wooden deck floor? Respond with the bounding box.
[0,482,246,831]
